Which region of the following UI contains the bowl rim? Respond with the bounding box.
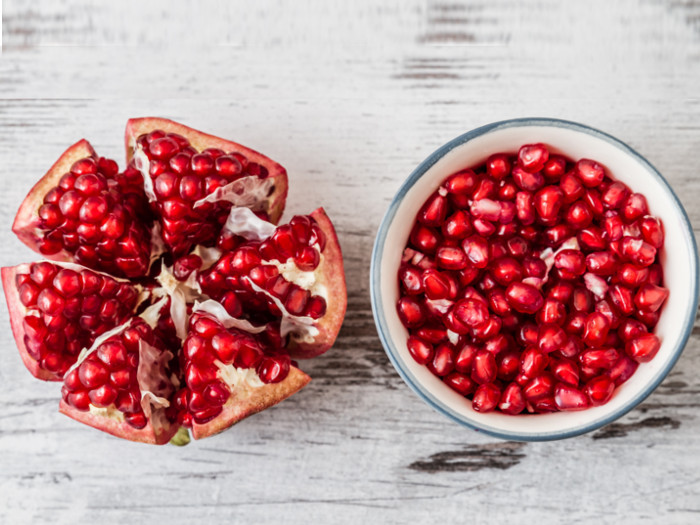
[370,117,699,441]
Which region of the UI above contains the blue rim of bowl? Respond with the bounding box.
[370,117,699,441]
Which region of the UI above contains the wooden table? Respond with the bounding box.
[1,1,699,523]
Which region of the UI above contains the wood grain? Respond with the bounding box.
[1,1,700,523]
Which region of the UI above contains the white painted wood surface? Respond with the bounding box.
[1,1,700,523]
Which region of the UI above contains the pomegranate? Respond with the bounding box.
[3,118,346,443]
[398,143,667,415]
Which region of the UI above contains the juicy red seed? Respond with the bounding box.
[534,186,564,221]
[444,373,476,396]
[578,227,606,251]
[566,201,593,229]
[429,344,455,377]
[626,334,661,362]
[523,374,555,402]
[410,225,440,253]
[486,154,511,179]
[552,359,580,387]
[418,192,448,227]
[397,296,424,328]
[602,181,630,209]
[537,323,567,354]
[554,250,586,278]
[78,359,110,388]
[491,257,523,286]
[585,376,615,406]
[505,282,543,314]
[435,246,468,270]
[576,159,605,188]
[257,356,291,384]
[215,156,243,178]
[462,236,489,268]
[583,312,610,347]
[518,143,549,173]
[623,193,648,222]
[520,346,549,379]
[640,217,664,248]
[516,191,535,225]
[444,170,477,195]
[442,211,472,240]
[499,383,526,415]
[554,384,590,411]
[399,266,423,295]
[579,348,620,369]
[125,412,147,429]
[149,137,180,160]
[512,166,544,192]
[407,336,434,365]
[471,350,497,384]
[634,284,669,313]
[472,383,501,412]
[543,155,567,179]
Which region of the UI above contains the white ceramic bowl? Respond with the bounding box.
[370,118,699,441]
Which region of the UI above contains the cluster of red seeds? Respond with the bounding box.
[16,262,138,377]
[397,144,668,414]
[198,215,328,322]
[35,157,151,278]
[172,313,291,427]
[61,319,161,429]
[137,130,271,256]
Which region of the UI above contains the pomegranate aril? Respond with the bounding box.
[472,383,501,412]
[444,373,476,396]
[543,155,567,180]
[505,282,543,314]
[585,376,615,406]
[520,346,549,379]
[554,383,590,411]
[257,356,290,384]
[579,348,619,370]
[585,251,617,276]
[554,249,586,278]
[602,181,630,209]
[518,143,549,174]
[487,154,511,179]
[634,284,669,313]
[626,333,661,362]
[640,216,664,248]
[607,354,639,385]
[462,236,490,269]
[410,225,440,253]
[622,193,648,222]
[576,159,605,188]
[499,382,526,415]
[418,192,448,227]
[429,344,455,377]
[471,350,497,384]
[534,186,564,222]
[407,336,434,365]
[551,359,580,387]
[537,323,567,354]
[523,374,555,403]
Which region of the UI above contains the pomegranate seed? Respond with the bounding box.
[543,155,567,180]
[499,383,526,415]
[486,154,511,179]
[472,383,501,412]
[554,383,590,411]
[397,296,424,328]
[471,350,497,384]
[453,299,489,327]
[515,191,536,225]
[512,166,544,192]
[602,181,630,209]
[618,318,647,342]
[552,359,580,386]
[634,284,669,312]
[518,143,549,173]
[582,312,610,347]
[472,178,497,200]
[410,224,440,253]
[576,159,605,188]
[537,298,566,326]
[399,266,423,295]
[407,336,434,365]
[505,282,543,314]
[622,193,648,222]
[554,249,586,278]
[523,374,555,402]
[579,348,619,370]
[471,316,502,340]
[520,346,549,379]
[585,251,617,275]
[429,343,455,377]
[418,192,448,227]
[640,216,664,248]
[462,236,490,268]
[454,343,478,373]
[538,323,567,354]
[626,334,661,362]
[257,356,290,384]
[608,284,634,315]
[444,373,476,396]
[585,376,615,406]
[607,354,639,385]
[534,186,564,222]
[560,172,585,203]
[435,246,468,270]
[578,226,606,251]
[444,170,477,195]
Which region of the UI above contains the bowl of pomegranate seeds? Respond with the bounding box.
[371,118,698,440]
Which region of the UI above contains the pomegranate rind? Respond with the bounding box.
[58,399,178,445]
[124,117,288,224]
[1,265,58,381]
[11,139,96,261]
[287,207,347,359]
[191,365,310,440]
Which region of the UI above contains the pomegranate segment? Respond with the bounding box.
[125,117,288,257]
[59,314,178,444]
[398,143,667,415]
[11,141,152,278]
[4,118,347,444]
[2,261,141,381]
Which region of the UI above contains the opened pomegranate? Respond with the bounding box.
[398,144,667,414]
[3,118,346,444]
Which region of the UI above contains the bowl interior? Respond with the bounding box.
[373,120,698,440]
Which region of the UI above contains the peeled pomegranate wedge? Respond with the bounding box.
[59,306,178,445]
[174,303,310,440]
[2,261,143,381]
[124,117,289,257]
[197,206,347,359]
[12,140,153,278]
